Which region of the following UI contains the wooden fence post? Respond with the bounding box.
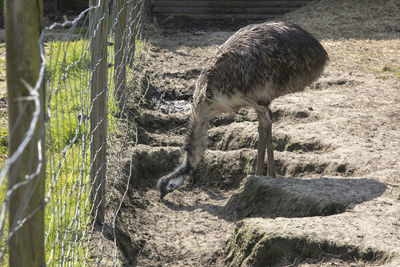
[127,0,140,68]
[89,0,108,225]
[114,0,127,103]
[5,0,46,266]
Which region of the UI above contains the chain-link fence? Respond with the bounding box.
[1,0,145,265]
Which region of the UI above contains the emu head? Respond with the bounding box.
[157,161,193,200]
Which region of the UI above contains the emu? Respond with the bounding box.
[157,21,328,200]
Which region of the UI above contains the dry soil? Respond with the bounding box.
[109,1,400,266]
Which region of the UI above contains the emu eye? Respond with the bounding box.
[168,183,174,190]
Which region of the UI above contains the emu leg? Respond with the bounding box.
[256,109,276,177]
[266,110,276,177]
[256,120,267,176]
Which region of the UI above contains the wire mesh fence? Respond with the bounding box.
[0,0,145,265]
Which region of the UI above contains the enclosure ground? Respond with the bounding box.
[111,1,400,266]
[0,0,397,265]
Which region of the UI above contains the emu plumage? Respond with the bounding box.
[157,21,329,200]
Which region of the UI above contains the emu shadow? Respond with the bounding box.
[164,176,386,221]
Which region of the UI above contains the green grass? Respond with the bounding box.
[46,40,90,86]
[43,36,146,264]
[45,145,92,265]
[74,24,89,36]
[0,20,147,262]
[0,32,146,265]
[45,37,108,264]
[0,128,7,159]
[0,45,7,166]
[41,38,91,265]
[373,65,400,80]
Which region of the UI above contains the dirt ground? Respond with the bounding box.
[110,1,400,266]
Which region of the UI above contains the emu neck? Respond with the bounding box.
[185,102,211,168]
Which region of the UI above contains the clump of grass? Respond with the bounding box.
[372,65,400,80]
[74,24,89,35]
[0,58,6,82]
[0,127,7,159]
[381,65,400,77]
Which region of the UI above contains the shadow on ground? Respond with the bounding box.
[163,176,386,221]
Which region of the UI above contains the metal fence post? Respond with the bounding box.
[5,0,46,266]
[89,0,108,225]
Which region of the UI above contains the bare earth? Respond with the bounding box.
[0,1,399,266]
[112,2,400,266]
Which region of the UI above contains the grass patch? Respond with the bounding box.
[0,59,6,83]
[45,38,92,265]
[373,65,400,80]
[0,31,146,264]
[45,142,92,265]
[46,40,90,83]
[43,35,146,264]
[46,39,90,152]
[0,127,7,159]
[74,24,89,36]
[322,39,400,77]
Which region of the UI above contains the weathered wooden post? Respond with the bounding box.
[114,0,128,103]
[142,0,151,20]
[5,0,46,266]
[127,0,141,68]
[89,0,108,225]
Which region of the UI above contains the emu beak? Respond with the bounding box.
[160,188,169,201]
[160,192,167,201]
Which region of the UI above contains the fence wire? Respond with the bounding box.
[0,0,145,265]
